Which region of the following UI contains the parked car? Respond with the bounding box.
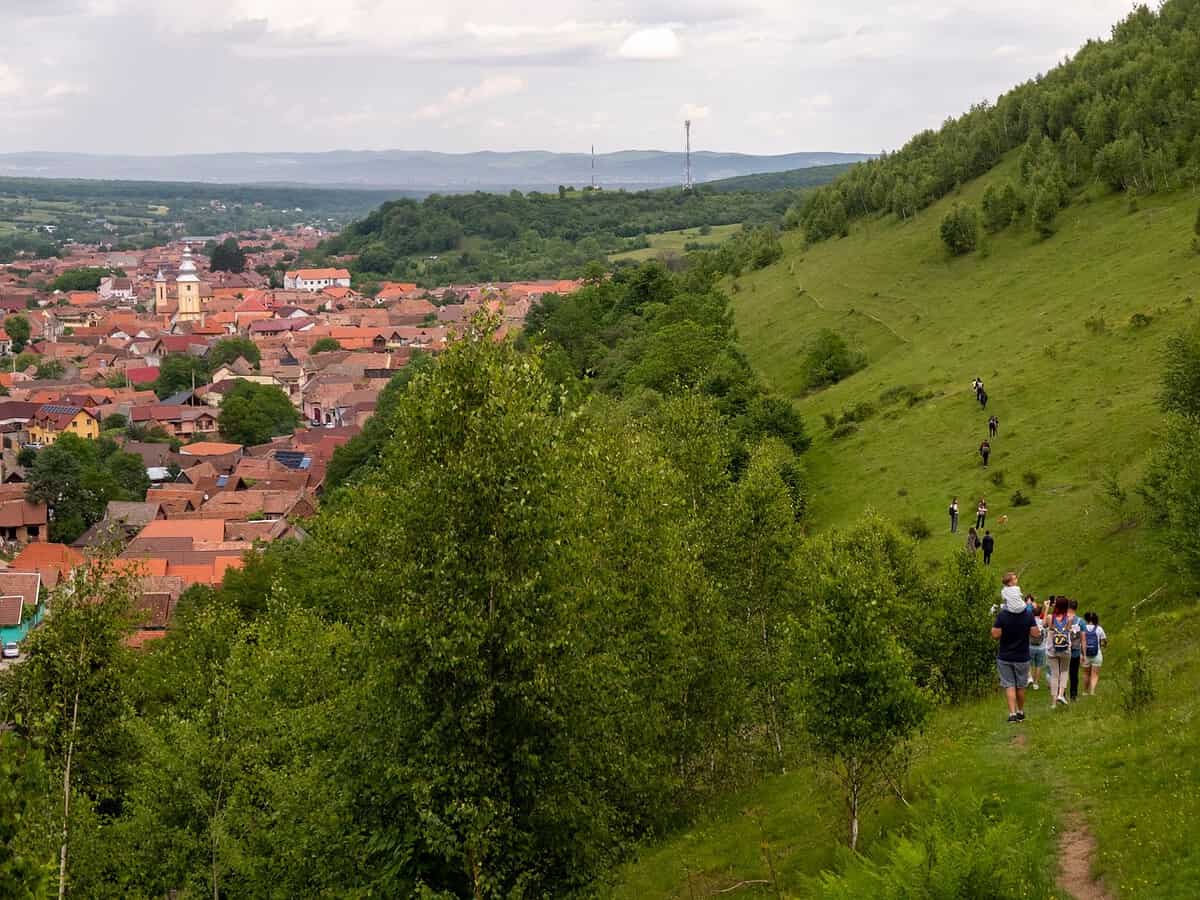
[2,641,19,659]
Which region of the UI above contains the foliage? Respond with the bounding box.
[0,734,52,894]
[49,267,115,293]
[309,336,342,354]
[5,314,31,353]
[207,336,261,369]
[980,181,1023,232]
[217,381,300,446]
[1010,489,1031,506]
[34,360,64,380]
[208,237,247,273]
[898,516,931,541]
[939,204,979,255]
[24,433,149,542]
[797,0,1200,242]
[801,329,867,390]
[153,353,209,399]
[1121,642,1157,716]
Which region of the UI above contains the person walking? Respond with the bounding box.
[949,497,959,533]
[1028,599,1046,690]
[1067,598,1084,701]
[979,389,989,409]
[1045,596,1078,706]
[976,498,988,529]
[982,530,995,564]
[979,440,991,467]
[973,377,983,400]
[966,527,980,555]
[988,415,999,438]
[991,572,1040,723]
[1082,612,1108,695]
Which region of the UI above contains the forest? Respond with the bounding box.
[796,0,1200,243]
[306,185,806,286]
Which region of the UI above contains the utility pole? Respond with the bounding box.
[684,119,694,191]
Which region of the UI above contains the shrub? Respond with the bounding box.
[899,516,931,541]
[801,329,867,390]
[830,422,859,440]
[1130,312,1152,328]
[939,204,979,256]
[838,401,877,424]
[821,412,837,430]
[1084,315,1109,336]
[1121,642,1156,716]
[1010,489,1031,507]
[1022,471,1040,488]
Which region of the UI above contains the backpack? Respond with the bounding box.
[1085,626,1100,657]
[1051,616,1071,654]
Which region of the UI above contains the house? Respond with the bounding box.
[129,404,218,438]
[9,542,83,589]
[97,276,136,302]
[28,405,101,445]
[0,572,43,646]
[0,484,48,544]
[284,268,351,292]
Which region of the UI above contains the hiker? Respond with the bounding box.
[979,439,991,467]
[1068,598,1084,701]
[966,526,980,555]
[979,389,989,409]
[949,497,959,533]
[991,572,1040,723]
[1082,612,1108,695]
[1028,599,1046,690]
[982,530,995,564]
[976,498,988,529]
[989,415,999,438]
[1044,596,1078,706]
[972,377,983,398]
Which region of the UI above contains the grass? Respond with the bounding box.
[609,159,1200,896]
[610,223,743,262]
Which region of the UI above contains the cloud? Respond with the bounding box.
[0,64,24,96]
[617,27,682,60]
[43,82,88,99]
[414,74,528,121]
[992,44,1020,58]
[679,103,710,121]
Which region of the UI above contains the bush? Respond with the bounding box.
[1022,471,1040,488]
[1130,312,1153,328]
[830,422,859,440]
[989,470,1006,488]
[1084,315,1109,336]
[821,412,837,430]
[838,401,877,425]
[899,516,931,541]
[1010,489,1031,507]
[802,329,867,390]
[939,204,979,256]
[1121,642,1156,716]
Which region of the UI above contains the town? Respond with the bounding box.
[0,230,580,655]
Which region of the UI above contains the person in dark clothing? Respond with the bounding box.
[979,440,991,466]
[976,497,988,529]
[966,527,980,555]
[992,572,1040,723]
[988,415,999,437]
[979,389,989,409]
[949,497,959,533]
[982,530,995,564]
[1068,598,1084,701]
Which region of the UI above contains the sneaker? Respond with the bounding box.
[1032,683,1040,690]
[1007,714,1019,723]
[1016,711,1026,722]
[1026,678,1034,687]
[1056,696,1069,706]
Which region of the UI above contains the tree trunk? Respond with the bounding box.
[849,789,859,853]
[58,684,81,900]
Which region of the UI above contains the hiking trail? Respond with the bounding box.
[1057,816,1113,900]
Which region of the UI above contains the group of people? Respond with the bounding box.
[991,572,1109,722]
[951,497,999,564]
[973,376,989,409]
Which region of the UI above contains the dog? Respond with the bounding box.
[997,514,1008,526]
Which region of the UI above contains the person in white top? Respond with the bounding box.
[1081,611,1109,695]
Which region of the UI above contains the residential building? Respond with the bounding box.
[28,405,101,445]
[284,268,351,292]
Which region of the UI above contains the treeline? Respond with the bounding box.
[309,187,798,286]
[796,0,1200,242]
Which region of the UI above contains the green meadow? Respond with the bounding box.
[610,223,743,262]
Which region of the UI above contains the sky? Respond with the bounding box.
[0,0,1137,156]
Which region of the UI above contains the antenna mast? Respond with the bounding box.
[683,119,694,191]
[591,144,596,190]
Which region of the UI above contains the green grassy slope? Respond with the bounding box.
[608,162,1200,898]
[734,160,1200,631]
[610,223,743,262]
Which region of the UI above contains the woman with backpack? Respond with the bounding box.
[1082,612,1108,695]
[1044,596,1078,706]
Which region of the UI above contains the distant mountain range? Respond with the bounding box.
[0,150,871,191]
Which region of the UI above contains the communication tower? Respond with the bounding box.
[684,120,694,191]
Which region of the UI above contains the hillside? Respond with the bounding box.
[703,163,857,193]
[0,149,871,191]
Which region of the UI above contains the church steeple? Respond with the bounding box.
[175,245,204,323]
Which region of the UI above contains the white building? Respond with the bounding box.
[284,268,352,292]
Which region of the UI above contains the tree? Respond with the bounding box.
[209,238,246,274]
[309,337,342,354]
[217,382,300,446]
[35,360,65,380]
[1031,186,1059,238]
[801,329,866,390]
[939,204,979,255]
[794,521,930,850]
[207,336,261,369]
[153,354,209,399]
[49,268,115,293]
[5,314,31,353]
[0,734,52,894]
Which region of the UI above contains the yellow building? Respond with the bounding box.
[154,268,169,316]
[28,405,101,446]
[175,245,204,323]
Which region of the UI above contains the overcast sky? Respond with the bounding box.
[1,0,1136,156]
